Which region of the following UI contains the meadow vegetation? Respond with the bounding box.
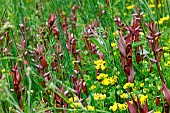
[0,0,170,113]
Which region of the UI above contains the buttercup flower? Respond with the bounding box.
[118,103,128,110]
[89,85,96,90]
[110,102,118,112]
[93,93,106,100]
[123,82,134,89]
[140,83,144,87]
[1,69,5,73]
[140,95,148,104]
[94,59,106,70]
[87,105,95,110]
[96,73,108,80]
[102,78,110,85]
[127,5,135,10]
[120,93,128,99]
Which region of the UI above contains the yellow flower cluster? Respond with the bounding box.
[157,15,169,24]
[164,53,169,57]
[110,102,118,112]
[163,51,170,66]
[120,93,128,99]
[164,61,170,67]
[89,85,96,91]
[69,97,78,102]
[70,102,81,108]
[93,93,106,101]
[149,4,155,8]
[72,61,76,65]
[97,73,118,86]
[140,83,144,87]
[140,95,148,104]
[97,73,108,80]
[94,59,106,70]
[110,102,128,112]
[68,97,81,108]
[127,5,135,10]
[150,0,154,3]
[149,3,165,8]
[123,82,134,89]
[118,103,128,110]
[163,46,169,51]
[102,78,110,85]
[87,105,95,110]
[1,69,5,73]
[112,31,118,36]
[111,43,117,48]
[154,111,161,113]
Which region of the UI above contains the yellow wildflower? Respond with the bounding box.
[164,53,169,57]
[95,64,100,70]
[110,102,118,112]
[102,78,110,85]
[140,83,144,87]
[168,39,170,44]
[101,64,106,70]
[158,4,164,8]
[113,52,117,55]
[72,61,76,65]
[109,76,117,85]
[167,61,170,65]
[97,73,108,80]
[163,46,169,50]
[150,0,154,3]
[123,82,134,89]
[68,98,73,102]
[164,63,169,67]
[94,95,99,101]
[154,111,161,113]
[118,103,128,110]
[94,59,105,65]
[94,59,106,70]
[112,31,118,36]
[158,20,163,24]
[152,11,155,14]
[149,4,155,8]
[100,94,106,100]
[127,5,135,10]
[111,43,117,48]
[93,93,106,100]
[68,97,78,103]
[114,75,118,79]
[89,85,96,90]
[1,69,5,73]
[87,106,95,110]
[157,85,161,90]
[120,93,128,99]
[61,11,66,15]
[140,95,148,104]
[143,14,146,18]
[70,102,81,108]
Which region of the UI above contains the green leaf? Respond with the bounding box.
[89,38,106,54]
[132,41,147,48]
